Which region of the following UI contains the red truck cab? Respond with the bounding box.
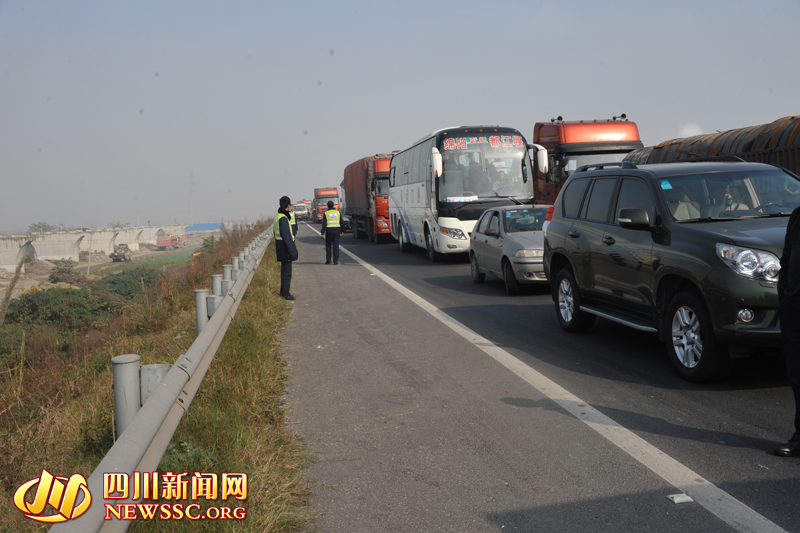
[533,115,643,203]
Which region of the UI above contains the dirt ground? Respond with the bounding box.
[0,232,212,302]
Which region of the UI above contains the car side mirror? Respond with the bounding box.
[618,208,651,230]
[485,228,499,237]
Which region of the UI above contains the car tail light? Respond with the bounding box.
[545,206,554,221]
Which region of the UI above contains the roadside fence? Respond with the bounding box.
[50,229,273,532]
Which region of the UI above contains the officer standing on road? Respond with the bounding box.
[320,200,343,265]
[275,196,298,300]
[776,204,800,456]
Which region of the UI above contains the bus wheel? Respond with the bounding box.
[425,231,442,262]
[398,229,412,253]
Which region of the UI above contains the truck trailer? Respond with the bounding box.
[342,153,396,242]
[623,115,800,176]
[312,188,340,223]
[532,115,643,203]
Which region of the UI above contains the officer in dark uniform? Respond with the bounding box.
[274,196,298,300]
[320,200,343,264]
[776,205,800,456]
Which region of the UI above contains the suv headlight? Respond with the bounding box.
[440,227,467,239]
[716,243,780,282]
[515,249,543,258]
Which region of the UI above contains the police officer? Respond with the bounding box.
[320,200,343,264]
[776,204,800,456]
[275,196,298,300]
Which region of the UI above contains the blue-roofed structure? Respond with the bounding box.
[186,223,223,232]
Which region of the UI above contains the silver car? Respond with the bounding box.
[470,205,549,295]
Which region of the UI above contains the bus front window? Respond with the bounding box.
[440,135,533,202]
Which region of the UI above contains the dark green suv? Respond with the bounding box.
[543,160,800,382]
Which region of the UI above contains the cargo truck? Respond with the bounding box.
[623,115,800,175]
[342,153,396,242]
[293,202,310,221]
[532,115,643,203]
[156,234,188,250]
[312,188,340,223]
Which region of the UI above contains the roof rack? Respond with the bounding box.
[661,155,746,164]
[575,161,638,173]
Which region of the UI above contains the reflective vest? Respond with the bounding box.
[325,209,341,228]
[289,211,297,235]
[274,213,294,241]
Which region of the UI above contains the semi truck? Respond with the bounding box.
[342,153,396,242]
[623,115,800,175]
[312,187,340,223]
[532,115,644,203]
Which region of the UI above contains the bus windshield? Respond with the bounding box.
[440,135,532,202]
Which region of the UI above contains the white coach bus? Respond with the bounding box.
[389,126,547,261]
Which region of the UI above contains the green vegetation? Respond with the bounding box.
[27,221,54,234]
[0,221,313,532]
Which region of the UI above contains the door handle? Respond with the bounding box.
[603,236,616,245]
[568,230,580,238]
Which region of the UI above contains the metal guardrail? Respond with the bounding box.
[51,229,273,532]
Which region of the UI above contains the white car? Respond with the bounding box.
[469,205,550,295]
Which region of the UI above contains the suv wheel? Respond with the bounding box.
[470,253,485,283]
[503,260,521,296]
[555,268,595,332]
[665,291,733,382]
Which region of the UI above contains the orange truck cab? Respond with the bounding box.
[313,188,340,223]
[342,153,396,242]
[533,115,643,203]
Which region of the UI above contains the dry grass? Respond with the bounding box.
[1,221,316,532]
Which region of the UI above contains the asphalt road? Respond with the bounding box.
[282,223,799,533]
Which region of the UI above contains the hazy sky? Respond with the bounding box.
[1,0,798,234]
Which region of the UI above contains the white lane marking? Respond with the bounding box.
[339,244,787,533]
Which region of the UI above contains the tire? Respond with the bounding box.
[368,219,376,243]
[503,260,521,296]
[352,221,360,240]
[398,228,412,253]
[470,252,485,283]
[555,268,595,332]
[425,231,442,262]
[665,291,733,383]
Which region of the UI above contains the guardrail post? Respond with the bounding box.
[238,251,245,265]
[222,264,232,293]
[208,275,223,316]
[195,289,209,334]
[231,257,239,281]
[112,354,141,437]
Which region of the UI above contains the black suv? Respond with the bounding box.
[543,160,800,382]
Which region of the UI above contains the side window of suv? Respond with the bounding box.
[581,178,618,223]
[561,177,590,219]
[615,178,655,225]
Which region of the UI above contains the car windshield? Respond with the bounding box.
[659,168,800,221]
[502,208,549,233]
[440,135,533,203]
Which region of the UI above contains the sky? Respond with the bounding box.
[1,0,798,234]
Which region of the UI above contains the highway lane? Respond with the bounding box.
[283,224,798,532]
